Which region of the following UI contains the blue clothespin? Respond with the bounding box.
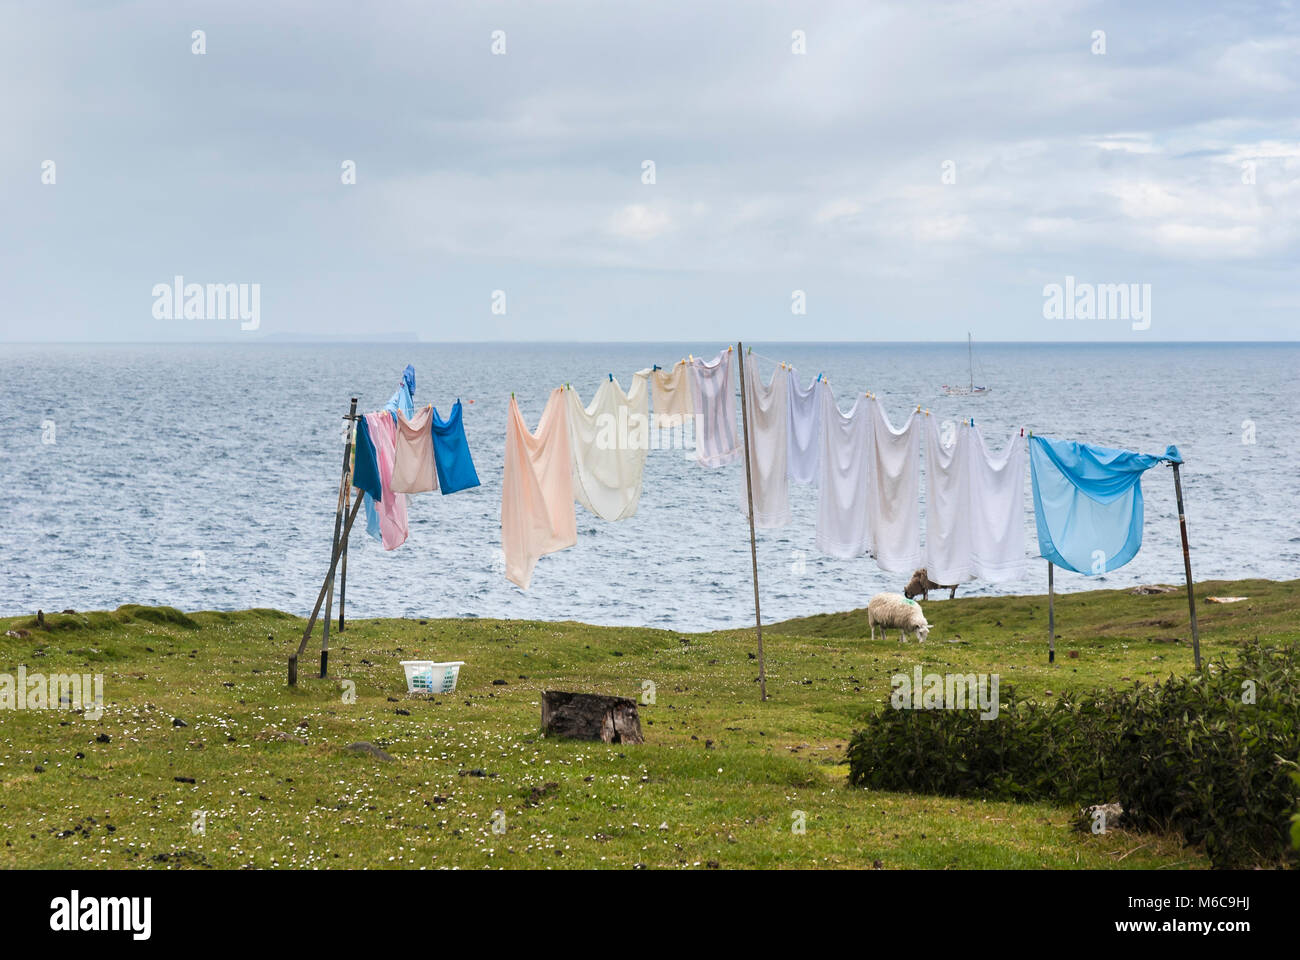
[816,372,822,382]
[652,364,661,371]
[608,373,613,382]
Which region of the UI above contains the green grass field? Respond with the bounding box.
[2,578,1295,869]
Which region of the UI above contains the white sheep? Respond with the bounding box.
[867,592,931,643]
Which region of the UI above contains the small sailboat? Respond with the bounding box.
[941,333,991,396]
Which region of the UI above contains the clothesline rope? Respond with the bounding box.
[747,348,934,413]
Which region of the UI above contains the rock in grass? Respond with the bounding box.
[257,728,307,745]
[344,741,394,762]
[1078,802,1125,832]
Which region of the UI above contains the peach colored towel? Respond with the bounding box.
[363,412,408,550]
[650,360,694,421]
[501,389,577,589]
[391,406,438,494]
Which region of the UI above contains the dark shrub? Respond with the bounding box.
[846,641,1300,868]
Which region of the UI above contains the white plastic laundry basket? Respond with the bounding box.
[400,660,465,695]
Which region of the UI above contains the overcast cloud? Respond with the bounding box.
[3,0,1298,341]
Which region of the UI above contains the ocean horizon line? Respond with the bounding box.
[4,338,1298,347]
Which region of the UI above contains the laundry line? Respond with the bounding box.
[289,350,1203,692]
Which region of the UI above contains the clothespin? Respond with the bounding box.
[652,364,661,372]
[1020,427,1024,437]
[608,373,613,382]
[817,372,822,382]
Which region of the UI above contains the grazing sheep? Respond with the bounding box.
[904,567,958,601]
[868,592,931,643]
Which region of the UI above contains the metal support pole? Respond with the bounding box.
[1172,462,1202,670]
[736,342,766,701]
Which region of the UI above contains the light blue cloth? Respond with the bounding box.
[381,365,416,421]
[365,366,417,542]
[1029,436,1181,575]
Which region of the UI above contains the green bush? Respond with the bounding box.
[846,641,1300,868]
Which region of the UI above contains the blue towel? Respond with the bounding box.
[352,415,382,503]
[431,400,481,495]
[1029,436,1181,575]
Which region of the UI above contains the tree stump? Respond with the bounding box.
[541,691,643,744]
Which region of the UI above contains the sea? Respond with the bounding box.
[1,342,1295,631]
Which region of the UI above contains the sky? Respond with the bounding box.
[3,0,1298,342]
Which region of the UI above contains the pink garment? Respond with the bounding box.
[391,406,438,494]
[501,389,577,590]
[364,412,409,550]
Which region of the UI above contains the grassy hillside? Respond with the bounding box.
[1,578,1295,869]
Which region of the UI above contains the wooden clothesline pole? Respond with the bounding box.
[1171,461,1202,671]
[320,397,358,678]
[290,494,364,686]
[736,341,767,702]
[339,483,351,634]
[338,397,358,637]
[1047,561,1055,664]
